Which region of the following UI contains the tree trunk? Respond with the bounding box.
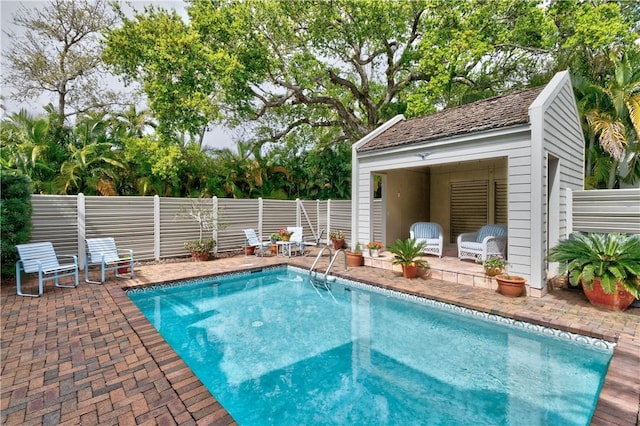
[607,159,618,189]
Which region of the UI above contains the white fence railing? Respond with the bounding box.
[29,194,352,268]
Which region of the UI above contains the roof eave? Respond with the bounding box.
[356,123,532,158]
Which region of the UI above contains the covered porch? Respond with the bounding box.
[361,244,513,294]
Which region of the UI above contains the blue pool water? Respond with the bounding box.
[127,267,613,425]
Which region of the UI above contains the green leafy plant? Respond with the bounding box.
[1,173,33,278]
[548,233,640,298]
[483,256,507,271]
[386,238,429,268]
[352,242,363,254]
[184,238,216,254]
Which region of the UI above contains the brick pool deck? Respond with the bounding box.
[2,252,639,425]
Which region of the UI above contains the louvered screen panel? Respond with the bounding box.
[262,199,297,243]
[495,180,508,225]
[450,181,488,243]
[372,199,383,242]
[573,188,640,234]
[330,200,352,244]
[30,195,78,256]
[159,197,202,258]
[217,198,261,252]
[85,196,155,261]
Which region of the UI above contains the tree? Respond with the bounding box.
[55,115,126,195]
[4,0,122,125]
[102,5,223,146]
[580,52,640,188]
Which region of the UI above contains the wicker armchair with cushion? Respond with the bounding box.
[457,224,508,262]
[409,222,444,258]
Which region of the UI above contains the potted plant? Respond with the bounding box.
[386,238,429,279]
[184,238,216,261]
[277,228,293,242]
[366,241,383,257]
[347,242,364,267]
[329,230,345,249]
[176,194,224,261]
[269,233,281,254]
[494,273,526,297]
[483,256,507,276]
[548,232,640,311]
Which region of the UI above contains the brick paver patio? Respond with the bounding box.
[2,251,639,425]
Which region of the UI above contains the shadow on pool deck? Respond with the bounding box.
[2,251,639,425]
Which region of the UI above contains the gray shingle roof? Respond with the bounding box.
[357,85,546,152]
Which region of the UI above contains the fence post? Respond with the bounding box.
[566,188,573,238]
[212,196,219,254]
[258,197,264,238]
[296,198,301,227]
[77,193,86,269]
[327,199,332,239]
[316,200,322,241]
[154,195,160,260]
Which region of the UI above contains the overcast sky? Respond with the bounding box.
[1,0,236,149]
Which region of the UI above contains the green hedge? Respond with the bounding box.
[1,172,33,279]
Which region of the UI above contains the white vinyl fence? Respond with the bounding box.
[566,188,640,236]
[26,188,637,268]
[29,195,353,268]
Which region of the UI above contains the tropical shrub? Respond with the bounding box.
[548,232,640,298]
[1,173,33,278]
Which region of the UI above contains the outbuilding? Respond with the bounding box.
[351,70,584,296]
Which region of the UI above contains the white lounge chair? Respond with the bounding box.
[243,229,271,256]
[457,224,508,262]
[286,226,305,256]
[15,242,79,297]
[409,222,444,257]
[85,237,134,284]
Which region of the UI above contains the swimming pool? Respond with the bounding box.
[126,266,614,425]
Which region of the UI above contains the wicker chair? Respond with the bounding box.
[457,224,507,262]
[409,222,444,258]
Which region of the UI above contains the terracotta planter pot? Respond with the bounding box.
[346,252,364,267]
[495,274,526,297]
[191,251,210,261]
[332,238,344,250]
[245,246,256,256]
[582,278,635,311]
[402,264,419,279]
[271,244,278,255]
[117,261,130,274]
[484,267,503,277]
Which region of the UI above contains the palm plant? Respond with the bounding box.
[386,238,429,268]
[548,233,640,298]
[580,52,640,188]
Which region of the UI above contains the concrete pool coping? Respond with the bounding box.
[2,253,639,425]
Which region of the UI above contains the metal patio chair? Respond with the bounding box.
[85,237,134,284]
[15,242,79,297]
